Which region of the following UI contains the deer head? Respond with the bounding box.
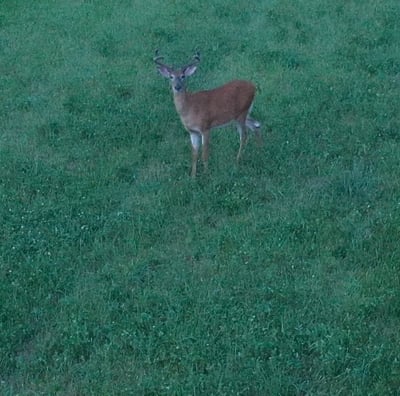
[154,50,200,93]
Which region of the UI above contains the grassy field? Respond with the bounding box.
[1,0,400,394]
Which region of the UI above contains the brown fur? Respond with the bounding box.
[174,80,255,132]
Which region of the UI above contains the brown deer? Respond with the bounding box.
[154,51,261,177]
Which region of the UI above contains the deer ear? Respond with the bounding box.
[157,65,171,78]
[184,64,197,77]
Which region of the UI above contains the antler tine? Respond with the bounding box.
[183,51,200,69]
[153,49,167,67]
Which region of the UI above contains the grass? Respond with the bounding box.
[1,0,400,394]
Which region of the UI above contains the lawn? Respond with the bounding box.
[1,0,400,394]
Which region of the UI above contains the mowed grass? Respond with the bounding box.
[1,0,400,394]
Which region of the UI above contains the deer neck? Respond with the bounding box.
[173,90,190,115]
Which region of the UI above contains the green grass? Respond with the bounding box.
[1,0,400,394]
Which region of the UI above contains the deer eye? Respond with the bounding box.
[181,75,185,79]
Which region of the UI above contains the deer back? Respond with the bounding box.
[174,80,255,132]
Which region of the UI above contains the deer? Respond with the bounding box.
[154,51,261,177]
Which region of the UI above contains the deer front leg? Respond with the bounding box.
[201,131,210,172]
[190,131,201,178]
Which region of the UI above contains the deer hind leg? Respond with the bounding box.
[246,101,262,145]
[190,131,201,178]
[236,121,248,162]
